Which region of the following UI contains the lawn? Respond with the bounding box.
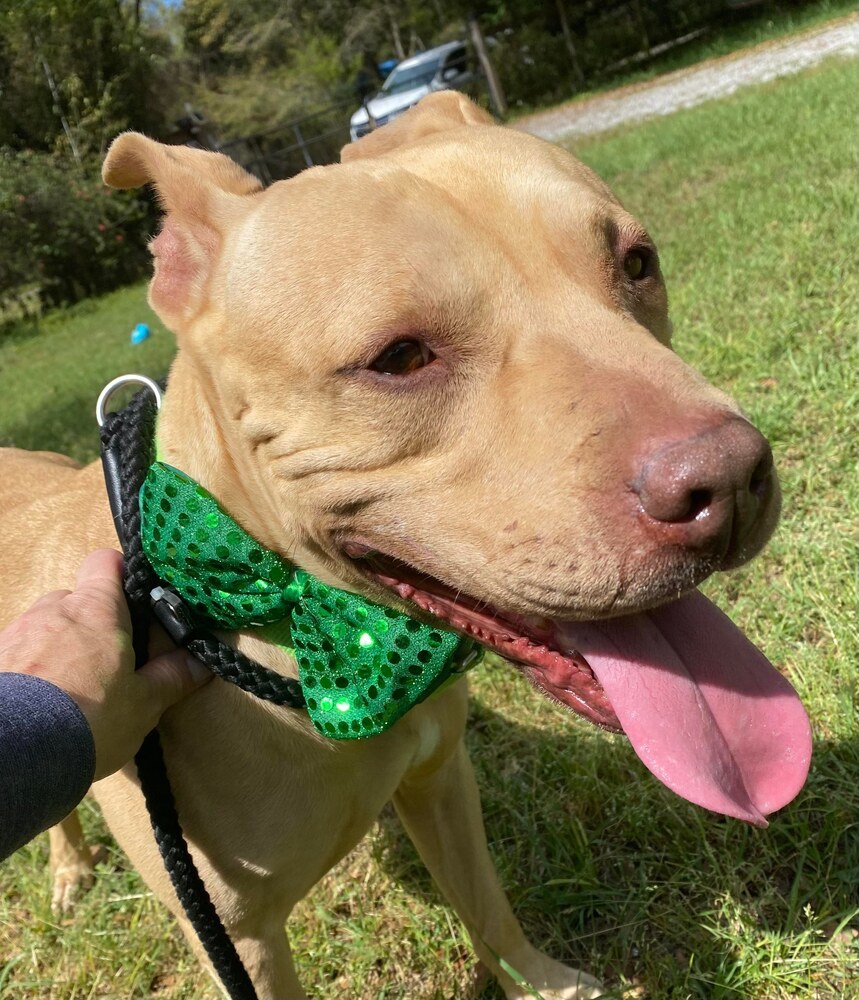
[0,291,175,464]
[1,56,857,1000]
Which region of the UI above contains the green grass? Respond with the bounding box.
[0,289,174,463]
[1,56,858,1000]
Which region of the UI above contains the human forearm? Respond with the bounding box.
[0,673,95,862]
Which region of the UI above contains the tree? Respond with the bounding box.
[0,0,174,157]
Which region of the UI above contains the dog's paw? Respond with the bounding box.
[543,971,605,1000]
[523,972,605,1000]
[49,844,104,915]
[499,953,606,1000]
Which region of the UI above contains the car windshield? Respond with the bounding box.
[382,58,441,95]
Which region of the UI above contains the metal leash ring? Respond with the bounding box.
[96,374,163,428]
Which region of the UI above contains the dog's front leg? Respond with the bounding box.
[207,924,308,1000]
[48,810,100,914]
[393,737,604,1000]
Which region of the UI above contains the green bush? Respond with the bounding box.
[0,149,154,310]
[495,28,575,110]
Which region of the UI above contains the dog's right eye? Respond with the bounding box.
[369,339,435,376]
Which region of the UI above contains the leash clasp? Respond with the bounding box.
[150,586,202,647]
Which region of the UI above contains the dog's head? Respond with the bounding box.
[104,92,809,823]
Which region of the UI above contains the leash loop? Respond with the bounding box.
[96,373,162,428]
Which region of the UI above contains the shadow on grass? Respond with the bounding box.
[1,393,103,462]
[0,378,167,465]
[371,698,859,999]
[0,294,111,348]
[0,316,43,346]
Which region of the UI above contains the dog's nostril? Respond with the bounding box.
[686,488,713,520]
[748,454,771,499]
[635,418,772,529]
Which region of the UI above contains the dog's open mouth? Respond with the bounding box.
[357,551,621,731]
[347,547,812,827]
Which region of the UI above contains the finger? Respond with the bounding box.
[136,649,212,716]
[71,549,129,627]
[75,548,124,592]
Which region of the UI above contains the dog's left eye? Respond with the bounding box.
[369,339,435,375]
[623,248,653,281]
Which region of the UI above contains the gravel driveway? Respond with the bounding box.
[516,15,858,142]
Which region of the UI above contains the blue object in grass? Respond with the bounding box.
[130,322,151,344]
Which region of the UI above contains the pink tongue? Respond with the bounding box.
[555,591,811,826]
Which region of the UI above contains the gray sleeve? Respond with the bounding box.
[0,673,96,862]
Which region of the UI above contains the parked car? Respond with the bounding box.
[349,41,476,142]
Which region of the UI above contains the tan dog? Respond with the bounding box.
[0,93,811,999]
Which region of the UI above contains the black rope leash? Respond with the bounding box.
[99,384,303,999]
[101,387,304,708]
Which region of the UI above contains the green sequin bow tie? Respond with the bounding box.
[139,462,479,739]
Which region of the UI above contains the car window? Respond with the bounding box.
[443,48,468,75]
[382,58,442,95]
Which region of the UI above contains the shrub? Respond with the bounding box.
[494,27,575,110]
[0,149,155,310]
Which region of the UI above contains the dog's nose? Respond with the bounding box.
[633,418,777,565]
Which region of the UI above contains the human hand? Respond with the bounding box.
[0,549,211,780]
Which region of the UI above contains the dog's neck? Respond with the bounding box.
[139,396,482,740]
[154,351,297,561]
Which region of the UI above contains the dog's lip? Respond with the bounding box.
[340,542,623,732]
[338,542,812,825]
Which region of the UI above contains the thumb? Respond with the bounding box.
[137,649,213,714]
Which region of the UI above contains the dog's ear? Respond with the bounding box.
[103,134,263,329]
[341,91,495,163]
